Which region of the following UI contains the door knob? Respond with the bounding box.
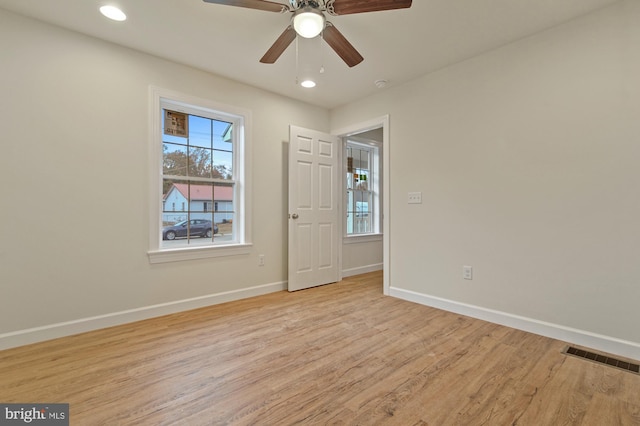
[291,213,299,219]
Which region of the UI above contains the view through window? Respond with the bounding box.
[346,140,380,235]
[160,102,237,249]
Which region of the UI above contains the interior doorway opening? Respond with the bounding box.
[333,116,390,295]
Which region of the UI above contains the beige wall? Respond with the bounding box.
[332,1,640,357]
[2,1,639,357]
[342,239,383,276]
[0,9,329,345]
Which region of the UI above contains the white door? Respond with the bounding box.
[288,126,340,291]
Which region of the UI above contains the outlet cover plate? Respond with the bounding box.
[408,192,422,204]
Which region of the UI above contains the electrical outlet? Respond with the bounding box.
[463,265,473,280]
[258,254,265,266]
[408,192,422,204]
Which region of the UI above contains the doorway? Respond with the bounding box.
[287,117,390,294]
[333,115,390,295]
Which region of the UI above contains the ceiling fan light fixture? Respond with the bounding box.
[293,8,325,39]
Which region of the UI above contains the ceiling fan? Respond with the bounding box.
[202,0,413,67]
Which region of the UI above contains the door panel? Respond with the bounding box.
[288,126,340,291]
[318,164,333,209]
[296,161,313,209]
[318,223,333,268]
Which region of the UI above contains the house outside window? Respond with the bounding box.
[346,139,381,236]
[148,87,252,263]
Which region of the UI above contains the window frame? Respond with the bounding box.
[148,86,252,263]
[344,137,382,241]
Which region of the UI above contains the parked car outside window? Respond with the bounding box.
[162,219,218,240]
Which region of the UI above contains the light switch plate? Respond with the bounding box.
[463,265,473,280]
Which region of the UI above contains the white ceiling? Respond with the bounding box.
[0,0,620,109]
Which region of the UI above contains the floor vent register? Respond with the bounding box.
[563,346,639,375]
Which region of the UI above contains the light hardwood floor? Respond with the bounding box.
[1,271,639,425]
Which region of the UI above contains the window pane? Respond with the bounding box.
[188,115,213,148]
[346,190,354,234]
[162,179,188,223]
[163,143,188,176]
[162,112,188,145]
[215,213,234,243]
[213,149,233,180]
[214,182,234,241]
[355,148,369,170]
[187,183,214,215]
[213,120,233,151]
[352,191,370,234]
[188,146,213,178]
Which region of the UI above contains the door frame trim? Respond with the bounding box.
[332,115,390,295]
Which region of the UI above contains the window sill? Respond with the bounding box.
[343,234,383,244]
[148,243,253,264]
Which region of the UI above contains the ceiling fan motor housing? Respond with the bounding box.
[290,1,328,11]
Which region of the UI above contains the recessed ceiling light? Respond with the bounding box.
[300,80,316,88]
[100,5,127,21]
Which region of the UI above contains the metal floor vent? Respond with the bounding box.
[564,346,640,374]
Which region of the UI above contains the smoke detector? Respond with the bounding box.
[374,79,389,89]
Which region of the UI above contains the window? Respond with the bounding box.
[345,138,381,236]
[148,87,252,263]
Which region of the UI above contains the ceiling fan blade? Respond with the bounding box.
[260,26,297,64]
[202,0,290,13]
[323,23,364,68]
[331,0,412,15]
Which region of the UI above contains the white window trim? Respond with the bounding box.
[147,86,252,263]
[344,137,382,241]
[344,233,383,244]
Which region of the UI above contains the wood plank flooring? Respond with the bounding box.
[1,271,639,425]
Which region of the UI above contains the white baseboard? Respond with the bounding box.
[390,286,640,361]
[342,263,383,277]
[0,281,287,351]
